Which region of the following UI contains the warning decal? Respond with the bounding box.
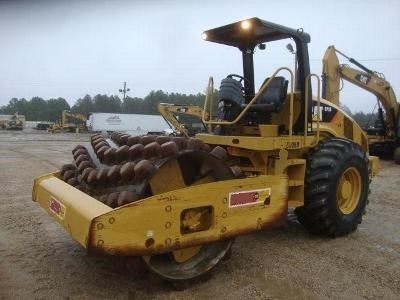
[228,188,271,208]
[49,196,66,220]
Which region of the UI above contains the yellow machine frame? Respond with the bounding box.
[32,17,380,283]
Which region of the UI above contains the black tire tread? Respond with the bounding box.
[296,138,369,237]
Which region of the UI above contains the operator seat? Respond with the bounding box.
[248,76,288,113]
[216,75,288,125]
[243,76,288,125]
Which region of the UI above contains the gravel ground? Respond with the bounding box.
[0,129,399,299]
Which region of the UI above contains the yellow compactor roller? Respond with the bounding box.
[32,18,379,284]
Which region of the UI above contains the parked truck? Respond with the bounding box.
[86,112,172,136]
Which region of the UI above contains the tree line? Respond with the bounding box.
[0,90,208,122]
[0,90,378,128]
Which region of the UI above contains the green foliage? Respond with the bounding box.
[0,98,28,116]
[339,102,378,128]
[142,90,169,114]
[71,90,207,115]
[71,95,95,115]
[0,96,71,121]
[46,98,71,122]
[0,90,380,127]
[0,91,208,121]
[92,94,122,113]
[122,96,144,114]
[351,111,378,129]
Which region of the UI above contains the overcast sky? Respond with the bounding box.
[1,0,399,113]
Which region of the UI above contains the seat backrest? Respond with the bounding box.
[218,77,245,105]
[217,77,245,121]
[257,76,288,111]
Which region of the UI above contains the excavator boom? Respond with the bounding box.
[322,45,400,160]
[157,103,209,137]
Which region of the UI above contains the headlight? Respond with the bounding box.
[240,20,251,30]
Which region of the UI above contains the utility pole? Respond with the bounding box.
[119,82,130,101]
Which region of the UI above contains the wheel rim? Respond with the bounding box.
[143,239,234,281]
[337,167,362,214]
[142,150,235,281]
[172,246,202,263]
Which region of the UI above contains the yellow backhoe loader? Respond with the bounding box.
[0,113,25,130]
[49,110,87,133]
[157,103,208,137]
[322,45,400,163]
[32,18,379,286]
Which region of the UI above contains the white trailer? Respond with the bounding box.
[86,113,172,136]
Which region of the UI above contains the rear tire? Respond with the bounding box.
[295,138,369,237]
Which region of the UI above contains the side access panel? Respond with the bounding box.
[89,175,288,256]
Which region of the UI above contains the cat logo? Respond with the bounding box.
[355,74,371,85]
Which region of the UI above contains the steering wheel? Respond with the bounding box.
[227,73,249,83]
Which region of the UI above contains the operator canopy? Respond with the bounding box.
[201,17,310,50]
[202,17,312,132]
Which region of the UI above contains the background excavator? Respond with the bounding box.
[49,110,87,133]
[0,112,25,130]
[322,45,400,163]
[157,103,208,137]
[32,18,379,287]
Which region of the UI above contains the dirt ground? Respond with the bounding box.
[0,129,399,300]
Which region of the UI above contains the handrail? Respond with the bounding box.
[202,67,295,136]
[305,73,321,146]
[204,77,214,133]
